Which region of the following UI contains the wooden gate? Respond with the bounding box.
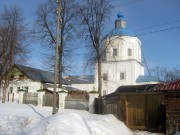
[23,92,38,106]
[101,93,164,131]
[43,92,59,108]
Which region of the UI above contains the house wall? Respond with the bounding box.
[165,92,180,134]
[7,79,43,102]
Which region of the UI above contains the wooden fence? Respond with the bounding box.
[95,92,165,132]
[23,92,38,106]
[43,92,59,108]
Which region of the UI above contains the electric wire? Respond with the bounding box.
[113,0,143,7]
[135,19,180,32]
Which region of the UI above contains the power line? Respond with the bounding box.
[113,0,143,7]
[137,25,180,36]
[135,19,180,32]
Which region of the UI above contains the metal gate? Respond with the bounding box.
[23,92,38,106]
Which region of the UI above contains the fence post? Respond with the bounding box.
[37,90,45,106]
[89,90,99,113]
[18,90,25,104]
[58,89,68,109]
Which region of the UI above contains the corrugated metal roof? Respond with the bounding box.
[115,84,158,93]
[154,80,180,91]
[15,64,68,84]
[136,75,159,83]
[64,75,94,84]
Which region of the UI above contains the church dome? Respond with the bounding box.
[108,12,136,37]
[109,28,136,37]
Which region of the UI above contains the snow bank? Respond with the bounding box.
[0,102,163,135]
[23,110,132,135]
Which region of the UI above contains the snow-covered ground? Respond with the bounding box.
[0,102,164,135]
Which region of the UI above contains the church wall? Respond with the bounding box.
[105,36,141,62]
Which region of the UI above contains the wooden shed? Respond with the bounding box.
[96,84,166,132]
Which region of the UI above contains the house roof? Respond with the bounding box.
[64,75,94,84]
[115,84,158,93]
[14,64,68,84]
[154,80,180,91]
[136,75,159,83]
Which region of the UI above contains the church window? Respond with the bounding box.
[113,49,117,57]
[103,73,107,80]
[120,72,125,80]
[128,49,132,56]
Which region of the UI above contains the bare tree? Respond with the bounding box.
[33,0,78,88]
[0,6,29,103]
[78,0,111,97]
[151,66,180,83]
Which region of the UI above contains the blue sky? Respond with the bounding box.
[0,0,180,75]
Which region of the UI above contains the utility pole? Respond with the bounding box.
[53,0,61,114]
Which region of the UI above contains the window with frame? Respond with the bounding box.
[19,75,24,80]
[113,48,117,57]
[10,75,14,81]
[25,87,28,93]
[120,72,125,80]
[10,87,13,93]
[128,49,132,56]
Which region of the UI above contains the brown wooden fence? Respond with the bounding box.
[23,92,38,106]
[95,92,165,132]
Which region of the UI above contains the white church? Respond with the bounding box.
[4,13,159,99]
[66,12,159,95]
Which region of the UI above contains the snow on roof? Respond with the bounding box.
[64,75,94,84]
[14,64,68,84]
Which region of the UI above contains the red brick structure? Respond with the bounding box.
[155,80,180,134]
